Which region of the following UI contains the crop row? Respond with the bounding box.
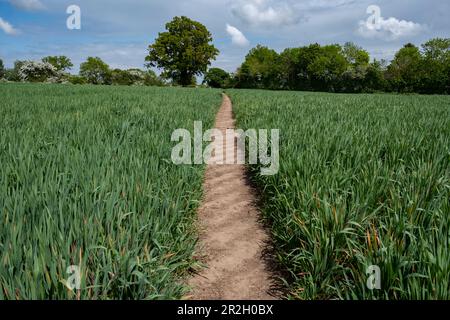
[0,84,221,299]
[229,89,450,299]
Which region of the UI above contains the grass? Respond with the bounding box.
[228,89,450,300]
[0,83,221,299]
[1,83,448,300]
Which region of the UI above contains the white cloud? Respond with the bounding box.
[8,0,45,11]
[231,0,301,27]
[0,17,20,35]
[226,24,249,47]
[357,16,424,41]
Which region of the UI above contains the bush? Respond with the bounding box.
[111,69,149,86]
[68,75,87,85]
[19,61,60,82]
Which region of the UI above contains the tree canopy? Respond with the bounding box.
[145,16,218,86]
[385,43,422,92]
[236,45,280,89]
[203,68,230,88]
[230,38,450,94]
[5,60,26,82]
[342,42,370,67]
[80,57,111,85]
[420,38,450,93]
[42,56,73,72]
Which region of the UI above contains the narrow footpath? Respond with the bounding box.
[188,94,277,300]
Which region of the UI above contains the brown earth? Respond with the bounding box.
[187,94,279,300]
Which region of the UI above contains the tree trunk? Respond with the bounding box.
[180,70,192,87]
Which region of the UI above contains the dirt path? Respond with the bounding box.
[187,94,277,300]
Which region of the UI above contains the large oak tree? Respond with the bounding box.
[145,16,218,86]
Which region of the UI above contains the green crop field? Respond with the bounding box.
[0,84,221,299]
[229,89,450,300]
[1,83,449,300]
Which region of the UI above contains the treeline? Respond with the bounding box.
[0,56,164,86]
[1,37,449,94]
[205,38,450,94]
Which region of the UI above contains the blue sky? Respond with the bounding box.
[1,0,449,73]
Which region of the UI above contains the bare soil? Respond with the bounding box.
[187,94,279,300]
